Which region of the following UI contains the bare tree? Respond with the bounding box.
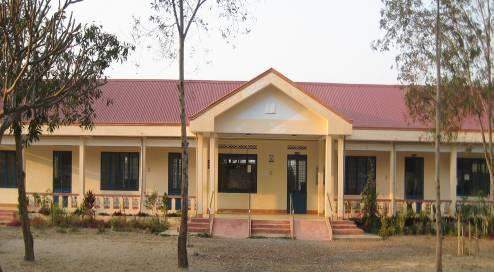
[0,0,131,261]
[374,1,446,270]
[434,1,443,270]
[134,0,251,268]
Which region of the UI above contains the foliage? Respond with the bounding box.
[82,191,96,218]
[145,191,161,216]
[360,160,379,233]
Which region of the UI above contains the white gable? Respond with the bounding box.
[215,85,328,135]
[190,69,352,135]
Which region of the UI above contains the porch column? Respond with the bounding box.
[138,137,146,212]
[389,143,396,215]
[196,134,205,215]
[209,134,218,214]
[78,137,86,203]
[317,139,324,215]
[324,136,334,217]
[450,145,457,216]
[337,136,345,218]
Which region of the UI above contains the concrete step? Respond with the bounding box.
[251,223,290,229]
[251,220,290,225]
[333,234,381,240]
[188,228,209,233]
[251,228,290,235]
[189,218,209,223]
[0,210,16,224]
[333,228,364,235]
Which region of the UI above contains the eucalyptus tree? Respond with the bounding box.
[374,1,448,271]
[133,0,251,268]
[0,0,131,261]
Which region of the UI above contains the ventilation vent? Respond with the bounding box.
[219,144,257,150]
[287,145,307,150]
[264,102,276,114]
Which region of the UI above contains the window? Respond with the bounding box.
[53,151,72,193]
[0,151,16,188]
[100,152,139,191]
[457,158,490,197]
[344,156,376,195]
[219,153,257,193]
[168,153,182,195]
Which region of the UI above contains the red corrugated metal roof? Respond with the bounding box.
[94,77,478,130]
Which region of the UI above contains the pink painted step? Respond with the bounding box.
[251,219,290,236]
[0,210,16,224]
[331,220,364,235]
[188,217,209,233]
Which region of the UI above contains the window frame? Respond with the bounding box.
[100,152,140,191]
[344,156,376,195]
[0,151,16,188]
[168,152,182,196]
[218,153,258,194]
[457,157,490,197]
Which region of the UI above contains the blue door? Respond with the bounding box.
[53,151,72,207]
[287,155,307,214]
[168,153,182,210]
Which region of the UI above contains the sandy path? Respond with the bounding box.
[1,227,494,271]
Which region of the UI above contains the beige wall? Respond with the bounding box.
[395,152,451,200]
[145,147,196,196]
[0,145,197,206]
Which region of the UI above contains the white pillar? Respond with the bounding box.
[337,136,345,218]
[209,134,218,214]
[139,137,146,212]
[450,145,457,216]
[78,138,86,203]
[317,139,324,215]
[389,143,396,215]
[324,136,334,218]
[196,134,204,215]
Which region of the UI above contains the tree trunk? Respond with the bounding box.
[177,0,189,268]
[14,124,34,261]
[434,0,443,271]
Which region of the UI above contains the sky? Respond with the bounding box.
[71,0,398,84]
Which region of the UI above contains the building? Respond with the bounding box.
[0,68,490,222]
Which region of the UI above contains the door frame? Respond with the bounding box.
[404,156,424,200]
[287,154,308,214]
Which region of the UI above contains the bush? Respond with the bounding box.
[146,217,167,234]
[110,217,131,232]
[378,216,394,239]
[82,191,96,218]
[31,216,49,229]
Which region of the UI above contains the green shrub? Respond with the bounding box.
[378,216,394,239]
[146,217,168,234]
[30,216,49,229]
[109,217,131,232]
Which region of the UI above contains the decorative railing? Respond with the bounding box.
[26,192,197,216]
[395,199,453,217]
[339,197,454,219]
[93,194,197,215]
[340,197,392,219]
[26,192,79,211]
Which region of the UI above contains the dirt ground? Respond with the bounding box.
[1,227,494,272]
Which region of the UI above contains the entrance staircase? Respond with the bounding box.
[331,219,378,239]
[251,219,291,237]
[0,210,16,224]
[188,217,210,234]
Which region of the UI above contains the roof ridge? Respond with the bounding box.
[105,78,403,87]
